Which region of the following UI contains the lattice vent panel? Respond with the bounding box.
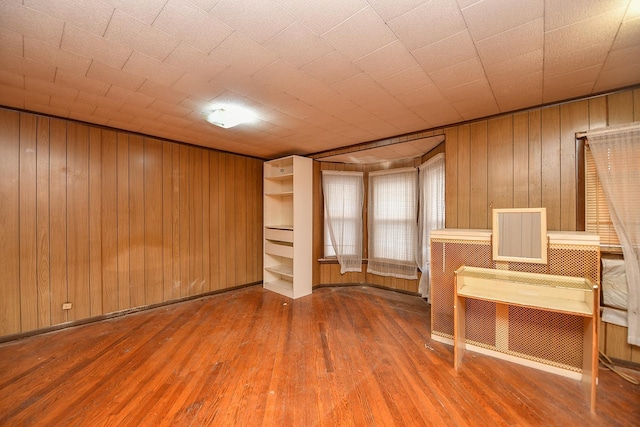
[507,306,584,371]
[548,245,600,284]
[504,261,548,274]
[431,240,492,338]
[465,299,496,347]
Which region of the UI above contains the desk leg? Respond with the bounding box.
[583,315,597,413]
[454,294,465,370]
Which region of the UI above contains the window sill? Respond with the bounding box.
[318,258,368,264]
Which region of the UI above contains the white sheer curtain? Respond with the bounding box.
[586,123,640,346]
[322,171,364,273]
[417,153,445,299]
[367,167,418,279]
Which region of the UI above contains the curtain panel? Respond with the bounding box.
[417,153,445,299]
[322,171,364,273]
[586,123,640,346]
[367,167,418,280]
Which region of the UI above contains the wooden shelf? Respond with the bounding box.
[456,267,595,316]
[265,241,293,258]
[265,264,293,278]
[265,191,293,197]
[264,279,294,299]
[265,173,293,181]
[265,225,293,230]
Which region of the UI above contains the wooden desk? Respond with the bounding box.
[454,266,598,413]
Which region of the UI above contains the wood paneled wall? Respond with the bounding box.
[445,89,640,230]
[0,108,263,338]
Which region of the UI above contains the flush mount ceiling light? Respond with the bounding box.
[204,106,254,129]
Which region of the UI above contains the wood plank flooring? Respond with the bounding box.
[1,285,638,426]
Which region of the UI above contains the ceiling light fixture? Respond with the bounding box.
[204,106,253,129]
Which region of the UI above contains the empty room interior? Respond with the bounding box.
[1,0,640,425]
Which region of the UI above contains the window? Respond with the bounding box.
[322,171,364,273]
[585,146,621,253]
[367,168,418,279]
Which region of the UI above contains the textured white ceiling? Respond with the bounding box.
[1,0,639,160]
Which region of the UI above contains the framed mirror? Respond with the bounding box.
[492,207,548,264]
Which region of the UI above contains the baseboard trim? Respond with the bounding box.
[0,281,262,345]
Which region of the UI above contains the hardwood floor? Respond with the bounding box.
[1,285,638,426]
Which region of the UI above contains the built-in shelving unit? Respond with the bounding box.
[263,155,312,299]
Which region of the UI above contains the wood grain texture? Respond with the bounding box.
[117,132,131,311]
[527,109,542,208]
[559,101,588,231]
[67,122,91,321]
[541,106,561,230]
[189,146,203,295]
[101,130,119,314]
[202,150,211,293]
[469,121,488,228]
[144,138,163,305]
[225,153,236,288]
[209,151,221,292]
[444,127,458,228]
[457,124,471,229]
[129,135,145,308]
[36,117,51,328]
[50,119,68,326]
[0,109,20,335]
[0,108,263,340]
[89,127,103,317]
[162,141,175,301]
[488,115,514,210]
[19,113,38,332]
[0,286,637,426]
[608,90,634,125]
[513,112,529,208]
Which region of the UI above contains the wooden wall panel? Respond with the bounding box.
[218,153,229,289]
[541,106,561,230]
[209,151,221,291]
[456,124,470,229]
[171,144,181,298]
[527,110,542,208]
[144,138,163,305]
[224,153,236,288]
[67,122,91,321]
[469,121,488,228]
[444,127,458,228]
[19,114,38,332]
[513,112,529,208]
[189,146,204,296]
[179,145,190,297]
[89,128,103,317]
[36,117,51,328]
[234,155,247,286]
[129,135,145,308]
[202,150,211,293]
[162,141,174,301]
[608,91,634,125]
[117,133,130,310]
[50,119,68,326]
[101,130,118,314]
[559,101,588,231]
[0,109,20,335]
[487,115,514,210]
[0,108,264,340]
